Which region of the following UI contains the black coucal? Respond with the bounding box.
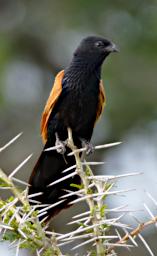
[28,36,118,220]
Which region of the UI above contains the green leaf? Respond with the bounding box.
[20,239,39,252]
[100,205,107,217]
[42,248,56,256]
[0,178,9,187]
[85,166,91,176]
[3,230,20,241]
[70,183,84,189]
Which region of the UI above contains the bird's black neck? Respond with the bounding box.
[65,56,102,83]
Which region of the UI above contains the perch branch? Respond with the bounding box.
[107,216,157,253]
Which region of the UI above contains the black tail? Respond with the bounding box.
[28,142,81,220]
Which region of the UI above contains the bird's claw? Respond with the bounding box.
[55,133,66,154]
[81,139,95,155]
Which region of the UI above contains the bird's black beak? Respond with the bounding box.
[106,43,119,53]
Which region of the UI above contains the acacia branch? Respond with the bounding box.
[0,168,28,207]
[107,216,157,253]
[67,127,105,256]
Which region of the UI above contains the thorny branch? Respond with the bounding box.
[67,127,105,255]
[107,215,157,254]
[0,132,157,255]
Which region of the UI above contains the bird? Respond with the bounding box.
[28,36,118,220]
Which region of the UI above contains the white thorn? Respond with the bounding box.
[58,240,74,247]
[18,228,27,239]
[15,239,21,256]
[72,210,90,219]
[12,177,31,187]
[37,211,48,219]
[146,191,157,207]
[67,216,91,225]
[47,171,77,187]
[122,227,138,247]
[36,250,41,256]
[144,203,155,219]
[40,216,49,224]
[27,192,43,198]
[138,234,155,256]
[34,204,50,208]
[45,231,62,236]
[0,132,23,153]
[62,164,76,173]
[38,200,65,214]
[61,183,94,199]
[0,223,14,230]
[44,145,63,151]
[105,242,134,248]
[87,172,142,181]
[38,247,44,254]
[82,161,104,165]
[22,207,36,222]
[71,237,98,250]
[0,187,12,190]
[9,154,33,178]
[68,142,122,156]
[2,198,19,217]
[8,239,17,248]
[61,233,93,241]
[8,208,20,225]
[28,199,41,204]
[115,229,122,240]
[143,203,157,229]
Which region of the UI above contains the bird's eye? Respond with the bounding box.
[95,41,104,48]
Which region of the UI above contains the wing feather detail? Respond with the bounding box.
[41,70,64,143]
[95,80,106,124]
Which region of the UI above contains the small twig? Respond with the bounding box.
[107,215,157,253]
[0,168,29,207]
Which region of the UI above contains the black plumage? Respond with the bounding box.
[28,36,118,220]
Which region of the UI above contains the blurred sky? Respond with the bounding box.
[0,0,157,255]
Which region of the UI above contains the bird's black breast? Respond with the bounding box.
[48,69,100,142]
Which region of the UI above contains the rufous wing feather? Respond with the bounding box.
[95,80,106,124]
[41,70,64,143]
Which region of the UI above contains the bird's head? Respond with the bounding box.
[74,36,119,65]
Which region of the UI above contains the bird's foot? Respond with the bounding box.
[81,139,95,155]
[55,133,66,154]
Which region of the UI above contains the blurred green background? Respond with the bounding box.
[0,0,157,255]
